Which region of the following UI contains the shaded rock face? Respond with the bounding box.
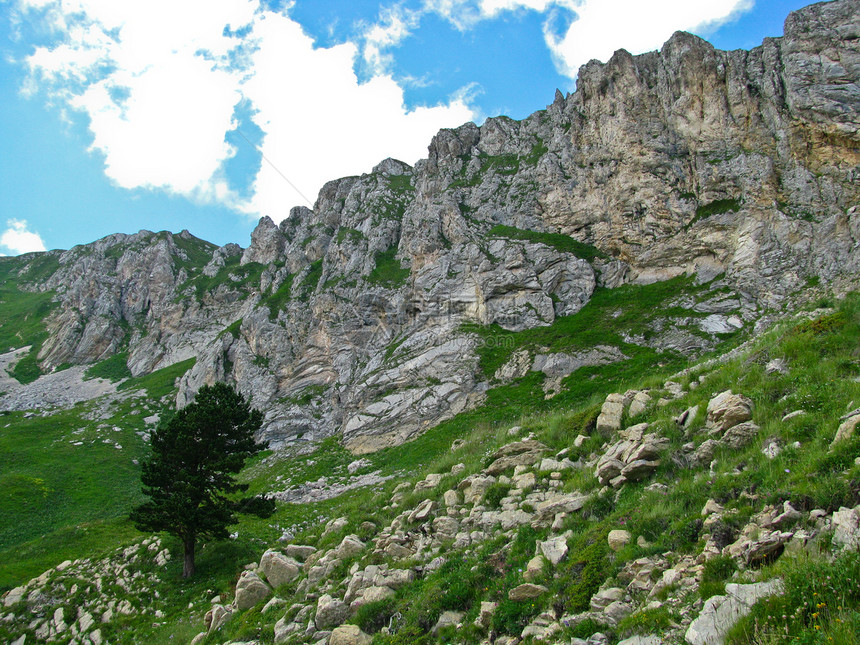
[7,0,860,453]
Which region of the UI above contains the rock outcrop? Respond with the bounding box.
[1,0,858,454]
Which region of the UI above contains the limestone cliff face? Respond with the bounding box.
[8,0,859,452]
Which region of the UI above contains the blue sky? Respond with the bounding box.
[0,0,813,254]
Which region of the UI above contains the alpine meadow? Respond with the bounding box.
[1,1,860,644]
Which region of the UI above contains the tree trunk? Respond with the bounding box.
[182,536,196,578]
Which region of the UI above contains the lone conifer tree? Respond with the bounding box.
[130,382,275,577]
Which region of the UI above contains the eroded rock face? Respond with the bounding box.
[4,0,859,453]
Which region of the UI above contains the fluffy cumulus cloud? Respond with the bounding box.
[1,219,47,255]
[15,0,752,221]
[15,0,474,218]
[425,0,751,76]
[543,0,752,78]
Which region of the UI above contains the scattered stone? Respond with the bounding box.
[608,530,632,551]
[431,610,465,635]
[474,601,497,629]
[685,580,783,645]
[260,550,301,588]
[234,571,271,610]
[706,391,753,433]
[524,556,545,582]
[764,358,788,375]
[596,393,625,433]
[509,583,548,601]
[329,625,373,645]
[628,391,652,417]
[831,413,860,447]
[832,505,860,550]
[314,594,349,630]
[539,536,569,565]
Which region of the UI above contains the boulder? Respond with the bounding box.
[432,610,465,635]
[618,636,663,645]
[832,505,860,550]
[720,421,760,450]
[408,499,437,523]
[706,391,753,433]
[443,489,461,507]
[485,440,549,475]
[596,393,625,433]
[539,536,569,566]
[234,571,271,610]
[608,530,632,551]
[475,601,497,629]
[329,625,373,645]
[260,550,301,588]
[590,587,625,612]
[628,391,652,417]
[524,555,545,582]
[831,413,860,447]
[335,535,366,560]
[314,594,349,630]
[685,580,783,645]
[508,583,548,601]
[284,545,317,561]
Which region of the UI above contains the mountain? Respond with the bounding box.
[0,2,859,644]
[1,0,857,457]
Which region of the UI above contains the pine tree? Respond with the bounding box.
[130,383,275,577]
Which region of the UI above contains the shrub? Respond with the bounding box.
[353,597,398,633]
[484,482,511,509]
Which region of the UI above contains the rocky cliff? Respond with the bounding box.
[2,0,858,452]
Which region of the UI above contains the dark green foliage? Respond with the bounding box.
[130,383,275,577]
[483,482,511,509]
[687,198,742,228]
[616,607,672,636]
[523,139,548,165]
[492,598,543,634]
[352,596,398,633]
[554,537,611,612]
[488,224,606,261]
[0,257,58,383]
[10,349,41,384]
[792,311,845,336]
[188,258,265,299]
[170,232,217,272]
[465,275,702,381]
[297,260,324,301]
[84,351,132,382]
[336,227,366,243]
[262,274,294,320]
[368,247,410,288]
[223,319,243,340]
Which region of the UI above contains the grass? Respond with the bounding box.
[0,256,59,383]
[488,224,607,261]
[2,242,860,645]
[0,405,148,589]
[727,551,860,644]
[84,351,132,382]
[463,274,714,380]
[687,197,742,228]
[0,357,198,592]
[117,357,196,399]
[368,247,410,288]
[261,274,295,320]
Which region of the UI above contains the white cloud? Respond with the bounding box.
[1,219,47,255]
[545,0,752,78]
[15,0,476,219]
[424,0,752,79]
[240,11,473,217]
